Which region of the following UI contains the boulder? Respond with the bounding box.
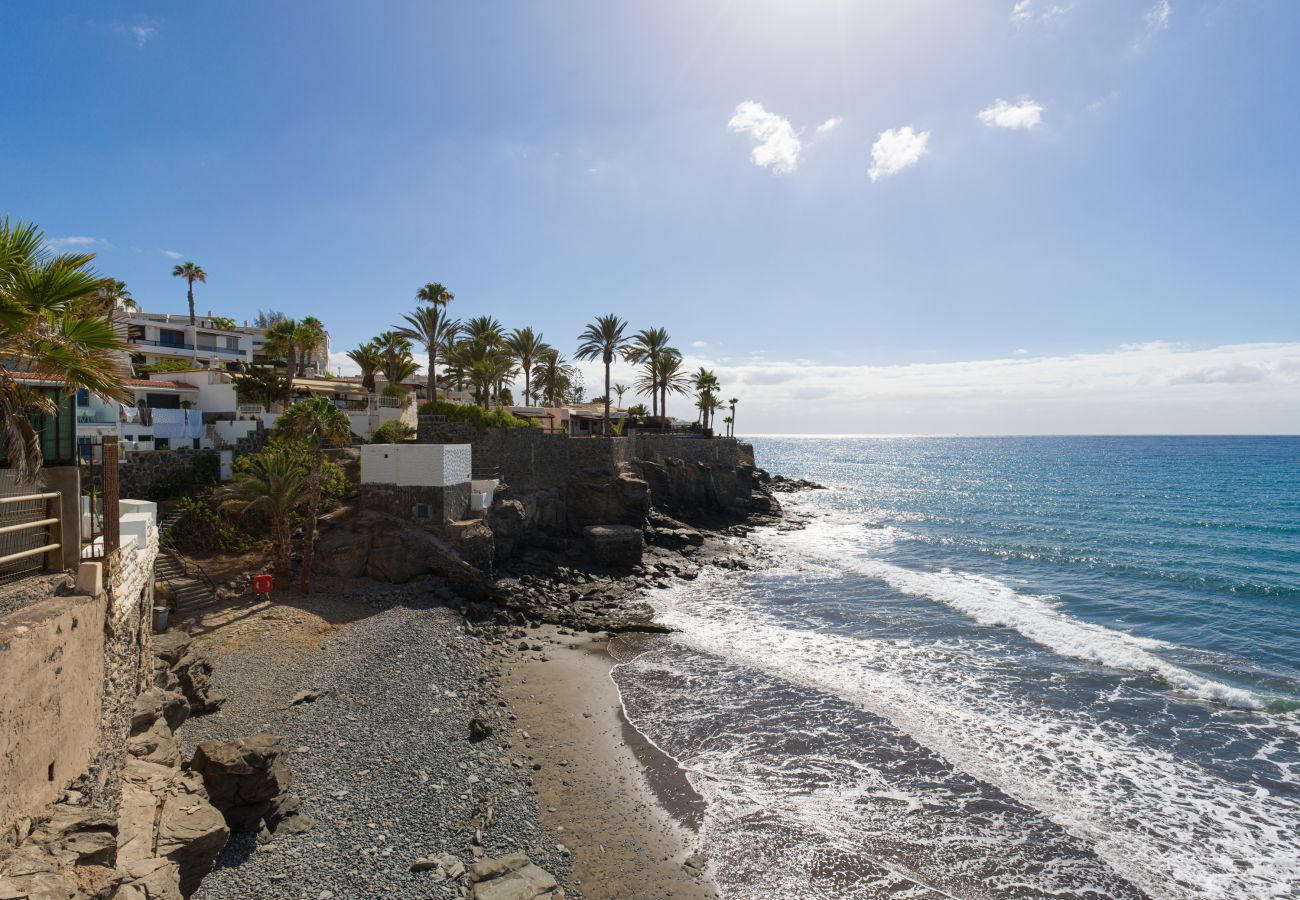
[118,758,227,898]
[187,734,291,833]
[447,519,495,575]
[150,634,224,715]
[312,528,371,578]
[565,472,649,531]
[485,498,529,560]
[468,852,561,900]
[582,525,644,568]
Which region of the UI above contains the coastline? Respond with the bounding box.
[500,625,717,899]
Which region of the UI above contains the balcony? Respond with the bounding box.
[195,344,247,356]
[131,338,194,351]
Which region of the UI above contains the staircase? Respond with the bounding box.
[156,508,218,616]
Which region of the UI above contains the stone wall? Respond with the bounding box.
[0,522,157,855]
[356,482,471,533]
[83,449,221,501]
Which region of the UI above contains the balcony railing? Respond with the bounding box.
[195,344,247,356]
[131,338,194,351]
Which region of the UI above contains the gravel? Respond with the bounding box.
[184,579,573,899]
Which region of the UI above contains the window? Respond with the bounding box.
[225,336,240,350]
[160,328,186,347]
[155,438,170,450]
[76,388,90,407]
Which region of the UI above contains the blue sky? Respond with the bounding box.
[3,1,1298,433]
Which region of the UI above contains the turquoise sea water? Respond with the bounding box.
[614,437,1300,899]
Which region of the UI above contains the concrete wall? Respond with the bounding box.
[361,444,470,487]
[0,592,105,841]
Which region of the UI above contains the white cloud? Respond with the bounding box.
[692,340,709,349]
[815,117,842,135]
[1014,348,1029,355]
[132,24,156,47]
[45,235,104,252]
[1133,1,1171,50]
[977,98,1044,130]
[1011,1,1075,26]
[728,101,801,174]
[680,341,1300,434]
[1146,0,1171,33]
[161,249,183,260]
[869,127,930,182]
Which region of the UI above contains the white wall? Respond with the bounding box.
[361,444,470,487]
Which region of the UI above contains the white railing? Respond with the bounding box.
[0,491,62,569]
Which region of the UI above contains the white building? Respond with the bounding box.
[119,310,254,371]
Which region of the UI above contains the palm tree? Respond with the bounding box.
[463,315,504,348]
[216,447,309,580]
[575,315,632,436]
[656,350,691,425]
[0,218,132,481]
[416,282,455,308]
[533,349,576,408]
[625,327,674,418]
[346,341,382,393]
[613,383,629,407]
[94,278,132,314]
[375,331,418,389]
[505,327,548,406]
[171,261,207,325]
[264,318,299,408]
[728,398,738,437]
[396,305,458,401]
[723,415,733,437]
[297,316,327,376]
[276,397,352,593]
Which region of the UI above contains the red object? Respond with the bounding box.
[252,574,274,595]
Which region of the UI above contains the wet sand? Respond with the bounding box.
[501,625,717,900]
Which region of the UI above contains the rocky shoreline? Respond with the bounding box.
[176,466,811,898]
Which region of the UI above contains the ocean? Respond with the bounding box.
[612,436,1300,899]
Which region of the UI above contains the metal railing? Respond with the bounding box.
[0,491,63,583]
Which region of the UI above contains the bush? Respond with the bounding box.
[416,400,531,430]
[166,495,261,553]
[372,420,416,444]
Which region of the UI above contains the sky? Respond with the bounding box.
[3,1,1298,434]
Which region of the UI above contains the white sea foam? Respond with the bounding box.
[645,581,1300,899]
[766,505,1265,710]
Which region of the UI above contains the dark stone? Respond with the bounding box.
[188,734,292,833]
[582,525,644,568]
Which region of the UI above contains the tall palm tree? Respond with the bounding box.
[346,341,382,393]
[463,315,504,348]
[0,218,132,481]
[396,305,458,401]
[656,350,690,424]
[264,318,299,408]
[728,398,738,437]
[505,327,547,406]
[613,383,629,407]
[276,396,352,593]
[690,368,721,430]
[625,327,673,418]
[171,261,207,325]
[533,349,576,409]
[416,282,455,308]
[216,446,310,580]
[294,318,326,377]
[575,314,632,436]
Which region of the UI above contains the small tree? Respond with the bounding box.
[275,396,352,593]
[216,447,310,579]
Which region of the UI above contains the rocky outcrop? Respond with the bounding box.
[187,735,293,834]
[565,472,649,532]
[314,510,494,598]
[151,632,225,716]
[582,525,644,568]
[468,851,562,900]
[631,458,754,522]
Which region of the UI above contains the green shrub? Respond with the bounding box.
[372,420,416,444]
[416,400,531,430]
[166,495,261,553]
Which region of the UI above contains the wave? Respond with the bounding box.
[765,504,1268,710]
[642,584,1300,899]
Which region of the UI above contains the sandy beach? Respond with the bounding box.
[501,625,717,900]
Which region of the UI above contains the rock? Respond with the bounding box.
[468,715,494,740]
[447,519,496,575]
[362,514,493,598]
[566,472,649,532]
[290,689,325,705]
[682,850,707,877]
[468,851,560,900]
[132,688,190,735]
[115,856,183,900]
[313,529,371,578]
[188,734,292,833]
[486,498,529,561]
[155,779,230,896]
[151,634,225,715]
[581,525,644,568]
